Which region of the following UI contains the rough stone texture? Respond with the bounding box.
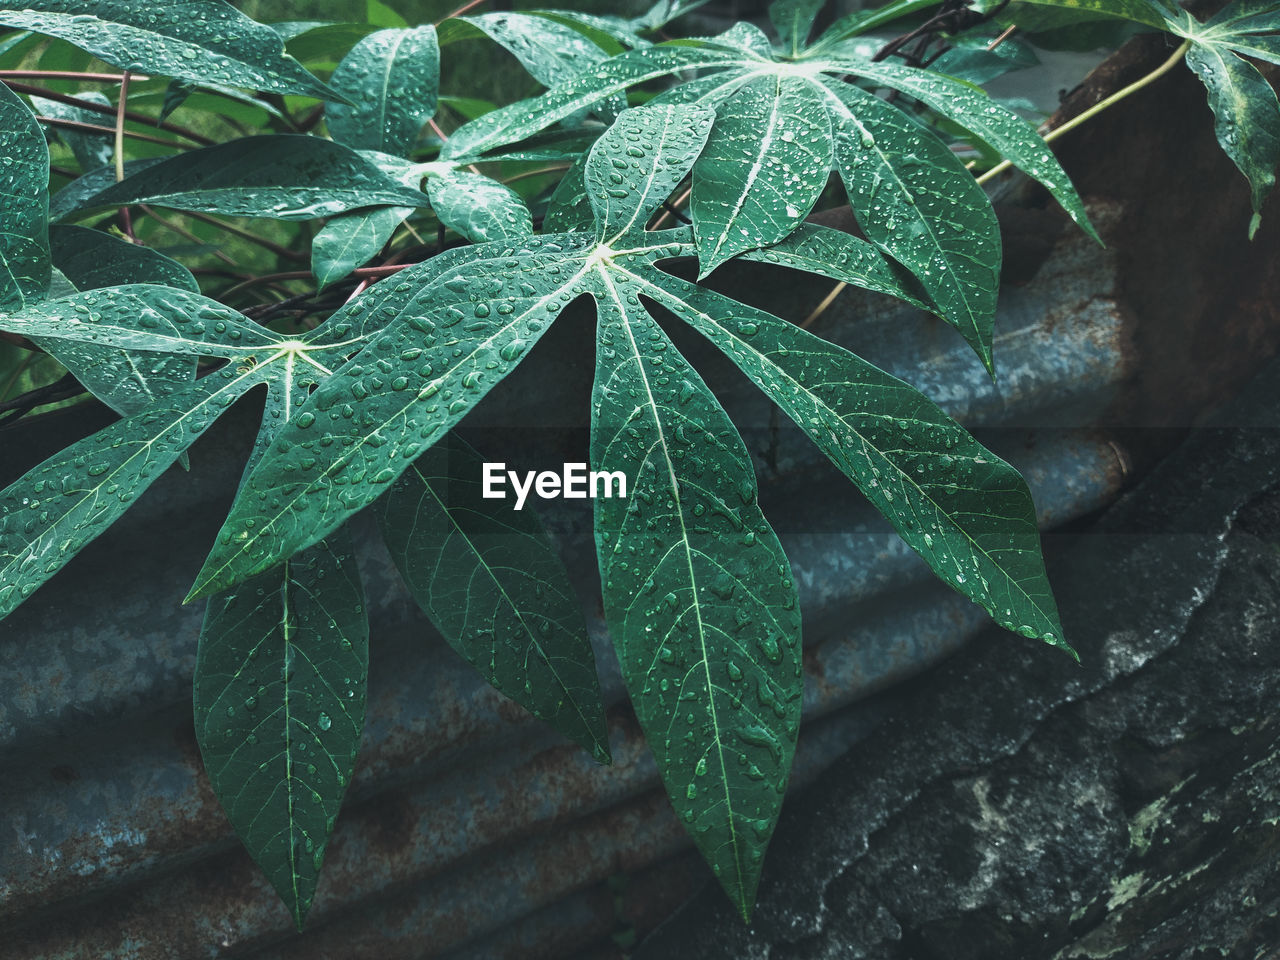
[635,357,1280,959]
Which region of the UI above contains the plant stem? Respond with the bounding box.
[4,80,215,145]
[114,71,130,183]
[986,25,1017,51]
[136,204,240,267]
[36,113,177,148]
[0,70,149,82]
[438,0,487,24]
[174,209,308,263]
[977,38,1191,185]
[801,281,846,328]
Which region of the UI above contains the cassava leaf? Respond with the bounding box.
[195,525,368,931]
[0,1,341,101]
[0,80,51,310]
[326,26,439,156]
[637,270,1070,651]
[544,150,594,233]
[49,156,166,222]
[735,222,932,312]
[187,235,598,600]
[311,205,410,290]
[824,80,1002,372]
[769,0,825,55]
[588,103,714,242]
[833,57,1098,242]
[442,45,739,160]
[186,104,1067,920]
[30,91,114,172]
[0,362,267,620]
[49,224,198,293]
[44,229,199,417]
[58,136,429,221]
[690,74,833,274]
[1184,41,1280,238]
[976,0,1172,30]
[809,0,943,51]
[376,432,610,762]
[590,268,802,920]
[0,291,373,621]
[444,12,611,87]
[427,170,534,243]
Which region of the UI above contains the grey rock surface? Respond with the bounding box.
[635,359,1280,958]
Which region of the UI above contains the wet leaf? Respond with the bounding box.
[639,271,1071,653]
[59,136,429,221]
[427,170,533,243]
[326,26,439,156]
[311,205,409,290]
[376,431,610,762]
[691,75,832,274]
[0,0,341,100]
[444,12,611,87]
[30,90,115,172]
[825,80,1001,372]
[590,267,801,921]
[195,524,368,931]
[49,224,198,293]
[768,0,825,55]
[0,80,51,310]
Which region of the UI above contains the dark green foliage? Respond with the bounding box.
[0,0,1271,929]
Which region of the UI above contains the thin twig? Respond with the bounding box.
[438,0,487,23]
[174,208,308,263]
[114,71,130,183]
[987,25,1018,51]
[0,70,149,82]
[652,185,692,230]
[36,114,177,148]
[502,164,570,185]
[136,204,240,267]
[3,81,215,145]
[801,281,846,329]
[977,38,1191,186]
[220,263,411,300]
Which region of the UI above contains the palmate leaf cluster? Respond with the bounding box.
[0,0,1272,932]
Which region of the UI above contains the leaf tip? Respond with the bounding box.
[1249,211,1262,241]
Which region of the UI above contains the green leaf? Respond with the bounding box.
[769,0,824,55]
[0,80,51,310]
[447,12,611,87]
[1185,41,1280,238]
[195,525,368,931]
[48,157,165,222]
[0,1,341,100]
[588,103,714,243]
[825,80,1001,372]
[836,58,1098,242]
[442,45,738,160]
[975,0,1172,30]
[326,26,439,156]
[735,222,933,312]
[639,270,1071,652]
[187,235,598,600]
[42,227,201,416]
[691,75,833,275]
[29,91,114,171]
[60,136,429,221]
[809,0,943,52]
[311,205,409,290]
[0,291,372,621]
[543,150,594,233]
[376,432,610,762]
[590,267,802,920]
[0,284,278,356]
[49,224,198,292]
[427,170,534,243]
[0,362,267,619]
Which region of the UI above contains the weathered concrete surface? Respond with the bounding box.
[636,352,1280,959]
